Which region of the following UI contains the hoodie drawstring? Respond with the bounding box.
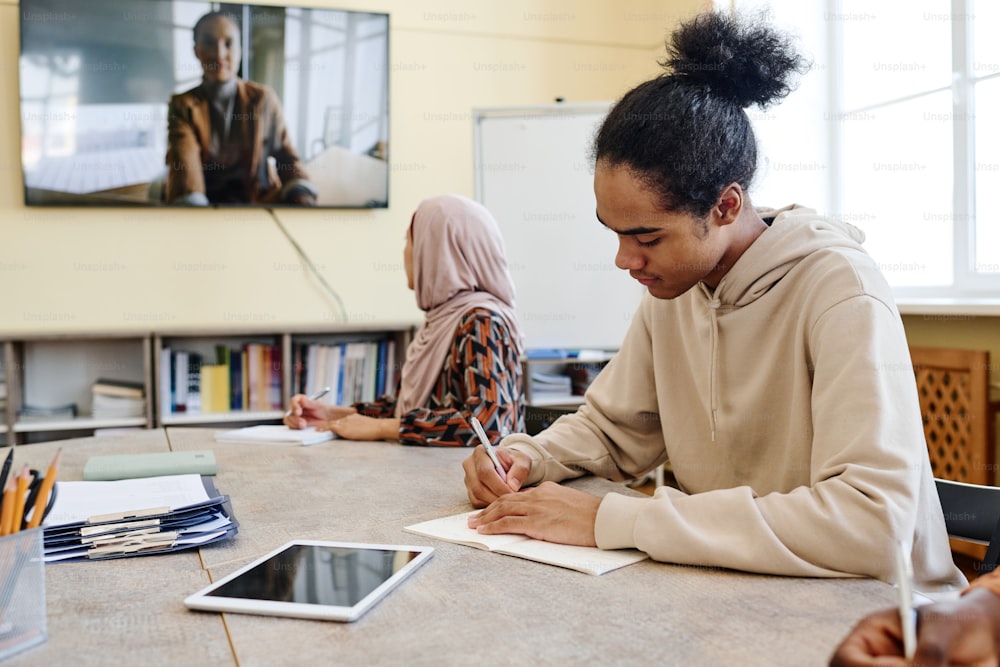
[708,296,721,442]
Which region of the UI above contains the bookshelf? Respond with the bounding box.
[153,323,414,427]
[0,323,415,444]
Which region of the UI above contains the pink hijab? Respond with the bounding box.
[396,194,524,415]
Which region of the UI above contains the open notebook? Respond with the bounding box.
[214,425,335,446]
[404,510,647,576]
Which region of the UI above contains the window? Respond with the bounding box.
[721,0,1000,297]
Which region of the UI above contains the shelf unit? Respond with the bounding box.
[521,352,615,407]
[1,331,153,445]
[0,323,415,444]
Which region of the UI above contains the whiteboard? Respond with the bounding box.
[474,104,644,350]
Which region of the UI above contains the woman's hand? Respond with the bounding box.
[325,414,400,441]
[284,394,356,429]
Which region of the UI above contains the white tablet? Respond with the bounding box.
[184,540,434,622]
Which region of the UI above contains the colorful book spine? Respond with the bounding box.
[173,351,189,413]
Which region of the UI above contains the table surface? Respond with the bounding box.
[4,428,899,666]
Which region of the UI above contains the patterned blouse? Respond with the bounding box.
[355,308,524,446]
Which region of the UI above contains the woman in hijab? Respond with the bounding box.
[285,194,525,446]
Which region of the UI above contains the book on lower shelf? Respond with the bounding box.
[530,371,572,395]
[91,393,145,419]
[91,378,145,419]
[91,378,144,399]
[404,510,648,575]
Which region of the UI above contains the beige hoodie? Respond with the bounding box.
[505,206,966,594]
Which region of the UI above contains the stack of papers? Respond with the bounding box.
[18,403,77,420]
[91,393,145,419]
[530,371,572,395]
[41,474,238,562]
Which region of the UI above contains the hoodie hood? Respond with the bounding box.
[715,204,867,308]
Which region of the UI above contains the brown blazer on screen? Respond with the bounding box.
[166,79,310,204]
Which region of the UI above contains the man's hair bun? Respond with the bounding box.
[662,11,809,109]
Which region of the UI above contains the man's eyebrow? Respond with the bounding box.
[595,210,661,236]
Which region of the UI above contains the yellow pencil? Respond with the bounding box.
[9,465,30,534]
[0,477,16,536]
[27,448,61,529]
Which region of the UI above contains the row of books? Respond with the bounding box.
[159,344,282,416]
[158,338,398,415]
[291,339,398,405]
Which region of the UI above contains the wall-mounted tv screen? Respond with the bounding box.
[18,0,389,208]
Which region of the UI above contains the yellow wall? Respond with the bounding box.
[903,315,1000,386]
[0,0,704,335]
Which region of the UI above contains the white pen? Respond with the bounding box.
[470,417,506,482]
[895,540,916,660]
[284,386,331,418]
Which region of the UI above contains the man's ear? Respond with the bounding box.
[714,183,744,226]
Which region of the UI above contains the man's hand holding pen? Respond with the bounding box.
[461,444,530,506]
[468,481,601,548]
[462,428,601,548]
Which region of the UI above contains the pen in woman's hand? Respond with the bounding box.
[470,417,507,482]
[284,387,331,418]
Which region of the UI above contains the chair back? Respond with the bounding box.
[524,405,576,436]
[935,478,1000,573]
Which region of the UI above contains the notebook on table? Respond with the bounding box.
[404,510,647,576]
[214,425,335,446]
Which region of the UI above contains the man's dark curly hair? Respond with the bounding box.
[593,11,810,217]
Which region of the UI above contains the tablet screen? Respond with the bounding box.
[186,541,433,621]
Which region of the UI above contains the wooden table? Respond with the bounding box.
[4,428,899,666]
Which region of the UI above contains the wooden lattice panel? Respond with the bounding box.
[911,346,995,563]
[910,346,993,487]
[916,368,975,482]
